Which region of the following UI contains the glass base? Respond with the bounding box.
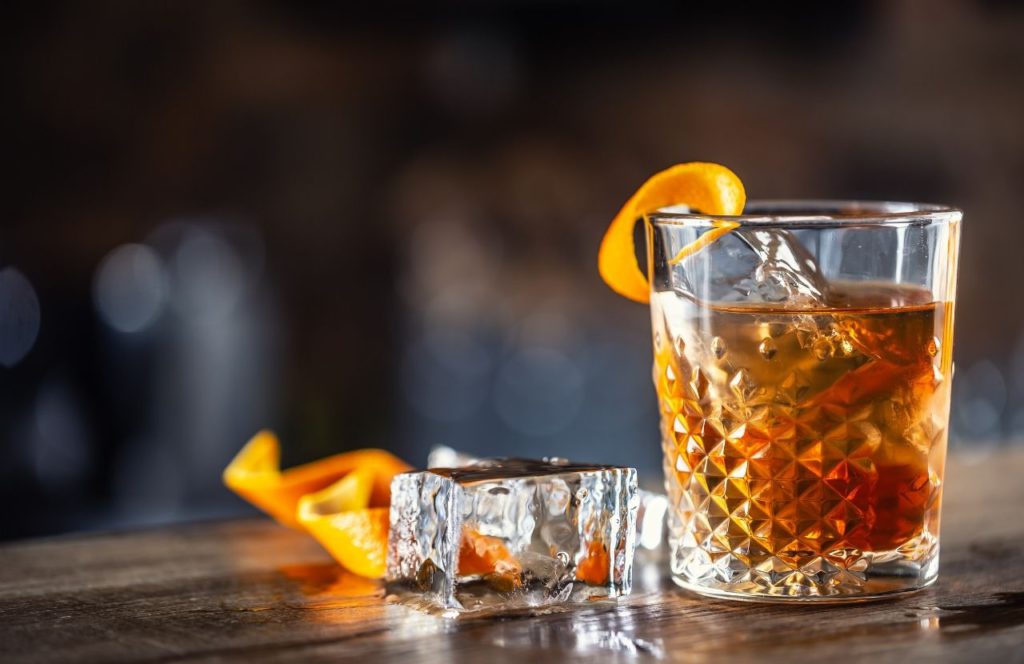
[669,542,939,604]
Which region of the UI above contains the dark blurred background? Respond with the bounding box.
[3,1,1023,540]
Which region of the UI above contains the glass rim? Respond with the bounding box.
[649,199,962,228]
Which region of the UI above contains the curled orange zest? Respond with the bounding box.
[299,491,393,582]
[598,162,746,304]
[575,540,611,585]
[298,474,391,579]
[222,430,411,529]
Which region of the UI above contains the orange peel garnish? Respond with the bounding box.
[223,430,411,528]
[224,431,412,579]
[297,472,390,579]
[598,162,746,303]
[301,507,391,580]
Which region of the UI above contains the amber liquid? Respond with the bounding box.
[653,283,952,584]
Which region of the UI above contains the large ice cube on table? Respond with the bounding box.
[387,458,638,615]
[427,445,668,551]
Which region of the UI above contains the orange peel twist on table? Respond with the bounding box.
[223,430,411,578]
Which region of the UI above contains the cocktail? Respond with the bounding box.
[600,166,961,601]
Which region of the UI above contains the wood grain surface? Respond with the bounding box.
[2,451,1023,663]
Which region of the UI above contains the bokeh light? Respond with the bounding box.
[93,244,167,334]
[168,226,246,322]
[32,379,92,492]
[0,267,41,368]
[954,360,1008,442]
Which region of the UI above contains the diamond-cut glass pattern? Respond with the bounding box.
[652,292,950,598]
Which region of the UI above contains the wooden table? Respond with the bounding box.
[2,451,1023,663]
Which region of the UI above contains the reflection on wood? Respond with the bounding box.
[1,452,1023,662]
